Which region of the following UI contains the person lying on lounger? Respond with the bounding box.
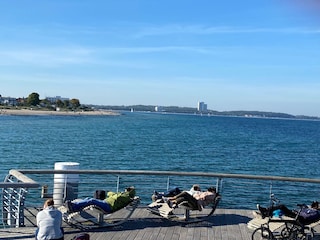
[165,186,217,210]
[186,184,202,196]
[151,184,201,202]
[256,201,320,225]
[151,186,182,202]
[65,186,135,213]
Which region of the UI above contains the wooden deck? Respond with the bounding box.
[2,207,320,240]
[1,207,256,240]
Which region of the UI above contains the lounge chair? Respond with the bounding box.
[60,196,140,229]
[148,193,221,223]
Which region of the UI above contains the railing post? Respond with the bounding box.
[166,177,170,191]
[216,178,222,193]
[116,176,120,192]
[17,188,27,227]
[2,188,10,227]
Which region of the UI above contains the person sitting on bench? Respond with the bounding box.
[166,186,217,210]
[65,186,135,213]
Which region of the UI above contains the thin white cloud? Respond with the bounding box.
[0,45,231,67]
[134,25,320,38]
[0,47,94,67]
[2,23,319,40]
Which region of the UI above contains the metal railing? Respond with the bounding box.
[1,170,40,228]
[2,169,320,228]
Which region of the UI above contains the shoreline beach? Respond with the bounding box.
[0,108,120,116]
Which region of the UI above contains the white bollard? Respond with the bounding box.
[53,162,79,206]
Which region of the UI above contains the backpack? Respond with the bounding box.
[72,233,90,240]
[94,190,106,200]
[164,187,181,197]
[299,207,320,225]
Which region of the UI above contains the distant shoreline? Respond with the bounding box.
[0,109,120,116]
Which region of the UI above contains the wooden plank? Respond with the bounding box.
[148,222,162,239]
[184,227,194,240]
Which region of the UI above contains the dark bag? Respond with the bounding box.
[72,233,90,240]
[152,187,181,201]
[94,190,106,200]
[164,187,181,197]
[299,207,320,224]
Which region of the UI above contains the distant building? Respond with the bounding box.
[197,101,207,112]
[155,106,164,112]
[46,96,69,103]
[16,98,26,105]
[0,96,17,106]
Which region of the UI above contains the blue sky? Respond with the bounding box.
[1,0,319,116]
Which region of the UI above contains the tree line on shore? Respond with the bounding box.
[0,92,89,112]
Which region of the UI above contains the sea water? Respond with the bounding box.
[1,112,320,207]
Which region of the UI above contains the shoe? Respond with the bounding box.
[252,211,262,219]
[156,198,164,203]
[65,200,74,213]
[257,204,267,218]
[167,200,173,208]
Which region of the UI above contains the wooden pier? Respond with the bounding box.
[1,207,255,240]
[2,207,320,240]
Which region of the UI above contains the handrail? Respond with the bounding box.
[8,170,39,185]
[17,169,320,184]
[2,169,320,228]
[0,170,39,188]
[0,182,39,188]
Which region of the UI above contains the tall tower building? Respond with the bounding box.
[197,101,207,112]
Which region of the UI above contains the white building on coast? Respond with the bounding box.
[46,96,69,103]
[155,106,164,112]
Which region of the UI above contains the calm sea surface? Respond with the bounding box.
[1,112,320,207]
